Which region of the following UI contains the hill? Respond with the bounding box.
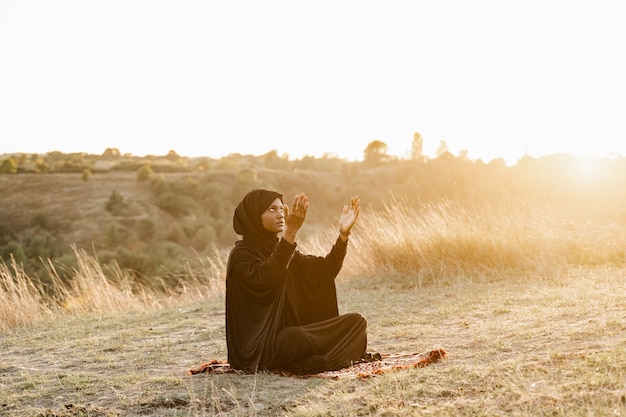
[2,149,626,287]
[1,171,155,250]
[0,163,360,283]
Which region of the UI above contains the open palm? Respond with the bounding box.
[338,196,360,232]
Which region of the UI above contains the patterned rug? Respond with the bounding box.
[187,348,447,379]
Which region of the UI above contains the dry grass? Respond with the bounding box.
[0,245,226,332]
[338,196,626,284]
[1,267,624,416]
[0,257,55,329]
[1,198,626,416]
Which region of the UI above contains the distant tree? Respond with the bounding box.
[137,164,154,181]
[216,153,244,170]
[1,157,18,174]
[488,157,507,169]
[82,167,92,181]
[61,154,88,172]
[293,155,317,171]
[47,151,64,158]
[165,150,180,161]
[195,158,211,171]
[363,140,389,165]
[35,157,48,172]
[261,150,290,170]
[102,148,121,158]
[411,132,424,162]
[436,140,453,159]
[105,190,126,216]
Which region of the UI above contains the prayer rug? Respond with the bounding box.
[187,348,447,379]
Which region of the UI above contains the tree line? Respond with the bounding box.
[2,137,625,290]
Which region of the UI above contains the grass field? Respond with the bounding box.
[1,198,626,416]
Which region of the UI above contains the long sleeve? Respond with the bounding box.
[295,236,348,285]
[229,238,296,289]
[225,238,295,372]
[280,237,348,327]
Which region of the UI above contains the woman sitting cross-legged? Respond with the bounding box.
[225,189,369,375]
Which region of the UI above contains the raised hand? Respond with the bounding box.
[283,193,309,243]
[338,196,360,236]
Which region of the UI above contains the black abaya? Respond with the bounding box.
[225,189,367,374]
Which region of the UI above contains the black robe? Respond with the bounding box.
[225,190,367,374]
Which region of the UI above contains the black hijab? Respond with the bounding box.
[233,189,283,256]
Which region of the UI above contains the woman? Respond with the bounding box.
[225,189,368,374]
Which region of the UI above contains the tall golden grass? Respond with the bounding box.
[0,245,226,331]
[306,196,626,284]
[2,197,624,331]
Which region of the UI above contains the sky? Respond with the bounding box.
[1,1,625,164]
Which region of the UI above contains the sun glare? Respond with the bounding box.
[573,156,604,184]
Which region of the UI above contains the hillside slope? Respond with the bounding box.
[1,171,163,252]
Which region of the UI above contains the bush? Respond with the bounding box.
[136,218,156,241]
[105,190,127,216]
[25,231,60,260]
[1,158,18,174]
[146,241,188,276]
[189,225,217,252]
[30,212,55,231]
[155,192,197,217]
[105,222,127,246]
[137,164,154,181]
[0,241,27,264]
[0,224,17,246]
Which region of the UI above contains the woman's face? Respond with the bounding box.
[261,197,285,234]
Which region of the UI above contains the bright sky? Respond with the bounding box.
[1,1,624,164]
